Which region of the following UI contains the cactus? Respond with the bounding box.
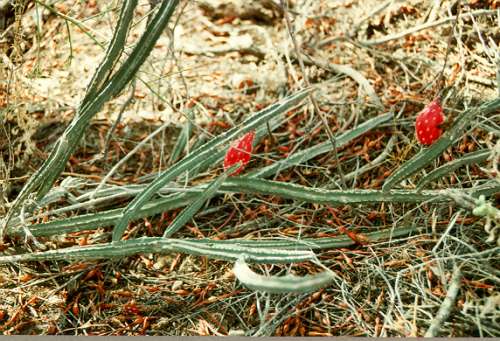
[383,97,500,191]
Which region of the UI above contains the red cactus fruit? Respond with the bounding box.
[415,98,445,146]
[223,130,255,175]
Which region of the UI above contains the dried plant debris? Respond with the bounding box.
[198,0,284,25]
[0,0,499,336]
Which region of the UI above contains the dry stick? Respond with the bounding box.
[300,53,383,109]
[147,0,161,25]
[344,135,396,182]
[90,119,173,200]
[348,0,395,39]
[427,0,443,23]
[280,0,347,189]
[315,0,396,48]
[360,9,497,46]
[496,41,500,98]
[159,1,191,171]
[424,266,462,337]
[102,81,136,162]
[479,34,500,97]
[434,0,461,95]
[12,0,28,63]
[166,0,190,98]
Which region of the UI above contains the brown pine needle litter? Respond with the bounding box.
[1,0,499,336]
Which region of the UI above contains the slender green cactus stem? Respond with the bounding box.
[112,89,312,242]
[383,97,500,191]
[233,255,335,293]
[0,0,180,239]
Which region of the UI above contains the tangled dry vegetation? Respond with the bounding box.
[0,0,499,336]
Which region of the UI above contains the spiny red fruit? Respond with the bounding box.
[415,98,445,146]
[224,130,255,175]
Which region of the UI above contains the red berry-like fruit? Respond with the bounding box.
[224,130,255,175]
[415,98,445,146]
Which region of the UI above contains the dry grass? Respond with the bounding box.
[0,0,499,336]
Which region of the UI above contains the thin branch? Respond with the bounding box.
[280,0,347,189]
[424,266,462,337]
[360,9,497,46]
[102,81,136,162]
